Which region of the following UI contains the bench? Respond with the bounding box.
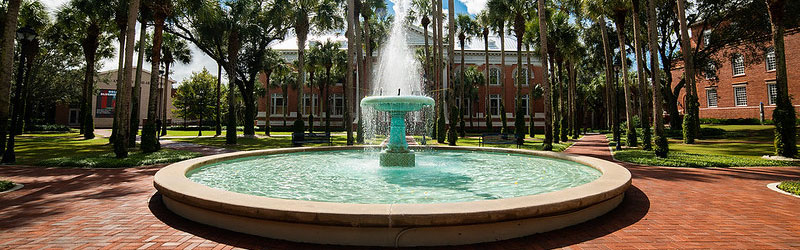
[478,133,521,148]
[292,132,332,146]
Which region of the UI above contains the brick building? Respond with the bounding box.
[54,68,177,128]
[671,26,800,119]
[259,25,547,130]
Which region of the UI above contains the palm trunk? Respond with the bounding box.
[765,0,796,157]
[325,67,331,134]
[162,63,170,136]
[527,44,535,137]
[129,21,146,147]
[459,38,466,138]
[216,63,222,136]
[264,71,271,136]
[113,0,140,158]
[142,17,165,152]
[499,26,507,133]
[598,17,620,149]
[422,20,430,94]
[225,30,240,145]
[484,28,492,132]
[112,30,126,145]
[537,0,552,150]
[648,0,668,157]
[345,0,356,144]
[632,0,651,150]
[514,14,525,144]
[551,56,559,144]
[0,0,21,155]
[613,11,638,147]
[446,0,456,146]
[676,0,698,143]
[558,59,567,143]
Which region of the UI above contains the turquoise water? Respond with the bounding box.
[187,150,601,204]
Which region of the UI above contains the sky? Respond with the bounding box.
[40,0,478,84]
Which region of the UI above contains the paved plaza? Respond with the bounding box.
[1,135,799,249]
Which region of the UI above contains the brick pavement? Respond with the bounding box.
[1,134,799,249]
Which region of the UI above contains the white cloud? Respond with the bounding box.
[459,0,487,15]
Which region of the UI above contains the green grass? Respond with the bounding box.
[777,180,800,195]
[15,133,201,168]
[614,149,797,168]
[173,133,576,152]
[0,180,14,192]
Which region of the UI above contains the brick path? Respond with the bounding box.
[1,134,799,249]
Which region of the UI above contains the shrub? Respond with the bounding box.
[777,180,800,196]
[38,149,200,168]
[27,124,71,132]
[615,149,797,168]
[699,118,764,125]
[0,180,14,192]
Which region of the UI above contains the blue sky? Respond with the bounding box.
[385,0,475,15]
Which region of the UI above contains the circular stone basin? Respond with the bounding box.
[154,146,631,247]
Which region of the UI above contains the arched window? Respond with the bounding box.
[512,67,531,86]
[489,67,501,85]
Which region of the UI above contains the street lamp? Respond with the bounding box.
[197,88,205,136]
[2,26,38,164]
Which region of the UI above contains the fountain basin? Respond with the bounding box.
[153,146,631,246]
[360,95,435,112]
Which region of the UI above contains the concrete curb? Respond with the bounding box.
[767,182,800,198]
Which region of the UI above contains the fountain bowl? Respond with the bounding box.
[153,146,631,247]
[360,95,435,112]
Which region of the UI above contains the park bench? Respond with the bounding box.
[478,133,521,148]
[292,132,332,146]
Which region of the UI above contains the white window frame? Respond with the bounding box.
[767,81,777,106]
[332,94,344,116]
[302,94,318,115]
[489,94,501,116]
[515,94,530,116]
[705,62,717,80]
[766,48,776,72]
[732,54,745,76]
[489,67,501,86]
[513,68,530,86]
[270,93,284,115]
[456,97,472,117]
[703,30,712,47]
[733,84,747,107]
[706,88,718,107]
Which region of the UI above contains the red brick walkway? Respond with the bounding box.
[1,135,799,249]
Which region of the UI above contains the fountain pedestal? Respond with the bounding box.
[361,96,435,167]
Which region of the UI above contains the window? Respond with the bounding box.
[271,93,285,115]
[489,94,501,116]
[332,94,344,116]
[766,48,776,72]
[767,81,777,105]
[703,30,712,47]
[302,94,318,115]
[489,68,501,85]
[706,88,718,107]
[705,63,717,80]
[515,95,530,116]
[513,68,530,86]
[734,85,747,106]
[732,54,745,76]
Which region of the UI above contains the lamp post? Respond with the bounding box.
[2,26,37,163]
[156,69,165,137]
[197,88,204,137]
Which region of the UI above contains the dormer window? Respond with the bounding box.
[488,40,498,50]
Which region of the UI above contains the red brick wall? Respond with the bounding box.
[670,29,800,119]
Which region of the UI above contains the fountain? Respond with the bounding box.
[361,95,434,166]
[152,0,631,246]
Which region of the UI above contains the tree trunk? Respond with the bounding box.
[765,0,796,157]
[446,0,456,146]
[499,25,507,133]
[264,71,271,136]
[345,0,356,145]
[325,67,331,134]
[225,30,240,145]
[676,0,699,143]
[648,0,668,157]
[484,28,492,132]
[558,59,567,143]
[142,16,165,152]
[537,0,552,150]
[514,14,525,145]
[129,21,146,147]
[613,11,638,147]
[112,30,126,145]
[527,44,535,137]
[0,0,22,155]
[459,39,466,138]
[551,56,559,144]
[632,0,651,150]
[162,63,170,136]
[216,63,222,136]
[113,0,140,158]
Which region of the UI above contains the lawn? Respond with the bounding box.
[173,133,576,152]
[15,133,201,168]
[610,124,800,167]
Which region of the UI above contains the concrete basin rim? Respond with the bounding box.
[153,145,632,227]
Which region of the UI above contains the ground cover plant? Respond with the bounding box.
[777,180,800,196]
[0,180,14,192]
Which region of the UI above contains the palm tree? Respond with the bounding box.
[410,0,433,93]
[56,0,115,141]
[346,0,356,144]
[537,0,553,151]
[675,0,698,144]
[646,0,668,157]
[476,11,493,132]
[487,0,510,134]
[111,0,141,158]
[0,0,23,155]
[141,0,171,152]
[455,14,480,138]
[583,0,620,149]
[446,0,456,146]
[261,49,284,136]
[631,0,650,150]
[509,0,532,144]
[764,0,796,157]
[111,0,129,148]
[129,7,152,147]
[610,1,638,147]
[148,33,192,136]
